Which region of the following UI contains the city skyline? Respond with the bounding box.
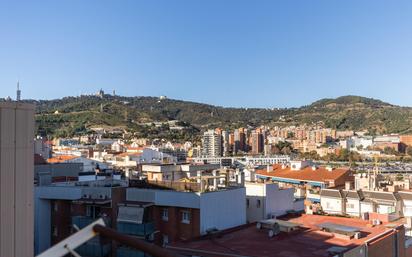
[1,1,412,107]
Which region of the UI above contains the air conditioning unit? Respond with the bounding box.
[372,219,381,225]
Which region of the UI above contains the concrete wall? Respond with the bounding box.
[321,197,344,214]
[200,188,246,234]
[346,198,361,217]
[265,185,294,217]
[245,183,295,222]
[34,197,51,255]
[360,202,374,214]
[0,102,34,257]
[403,199,412,217]
[127,188,200,209]
[35,163,82,180]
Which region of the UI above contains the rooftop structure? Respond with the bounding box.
[256,161,353,188]
[168,214,409,257]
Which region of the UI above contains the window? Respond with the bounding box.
[181,210,190,224]
[162,208,169,221]
[53,202,58,212]
[346,203,355,209]
[86,206,92,217]
[257,200,261,208]
[246,199,250,208]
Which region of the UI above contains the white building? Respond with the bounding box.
[201,130,222,157]
[54,156,108,172]
[245,183,301,222]
[320,189,345,215]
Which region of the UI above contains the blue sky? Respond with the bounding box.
[0,0,411,108]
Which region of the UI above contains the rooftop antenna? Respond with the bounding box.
[16,81,21,101]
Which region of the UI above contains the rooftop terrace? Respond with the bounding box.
[169,214,401,257]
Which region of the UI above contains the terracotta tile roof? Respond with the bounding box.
[115,152,143,158]
[256,164,352,184]
[47,155,78,163]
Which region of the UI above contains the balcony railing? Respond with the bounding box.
[72,216,111,230]
[76,238,111,257]
[72,216,95,229]
[117,222,155,238]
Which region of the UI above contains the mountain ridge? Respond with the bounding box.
[11,94,411,138]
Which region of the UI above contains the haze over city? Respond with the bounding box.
[1,0,412,107]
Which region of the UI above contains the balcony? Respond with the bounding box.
[72,216,95,229]
[117,246,151,257]
[117,222,155,238]
[76,237,111,257]
[306,190,321,203]
[72,216,111,229]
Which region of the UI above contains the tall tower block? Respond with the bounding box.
[0,102,35,257]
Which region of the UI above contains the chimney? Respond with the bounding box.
[345,181,353,190]
[267,165,273,172]
[326,166,333,172]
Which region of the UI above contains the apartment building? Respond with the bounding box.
[201,130,222,157]
[0,102,35,257]
[126,185,246,245]
[34,179,128,256]
[251,129,264,155]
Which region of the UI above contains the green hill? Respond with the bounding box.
[18,94,412,139]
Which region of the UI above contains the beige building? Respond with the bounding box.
[0,102,35,257]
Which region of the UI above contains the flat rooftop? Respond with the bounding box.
[169,214,399,257]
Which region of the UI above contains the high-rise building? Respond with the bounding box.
[234,128,246,154]
[202,130,222,157]
[251,129,264,155]
[0,102,35,257]
[222,130,230,156]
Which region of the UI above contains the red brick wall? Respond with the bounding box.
[366,226,408,257]
[51,200,72,245]
[153,206,200,244]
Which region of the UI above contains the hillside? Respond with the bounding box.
[18,95,412,138]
